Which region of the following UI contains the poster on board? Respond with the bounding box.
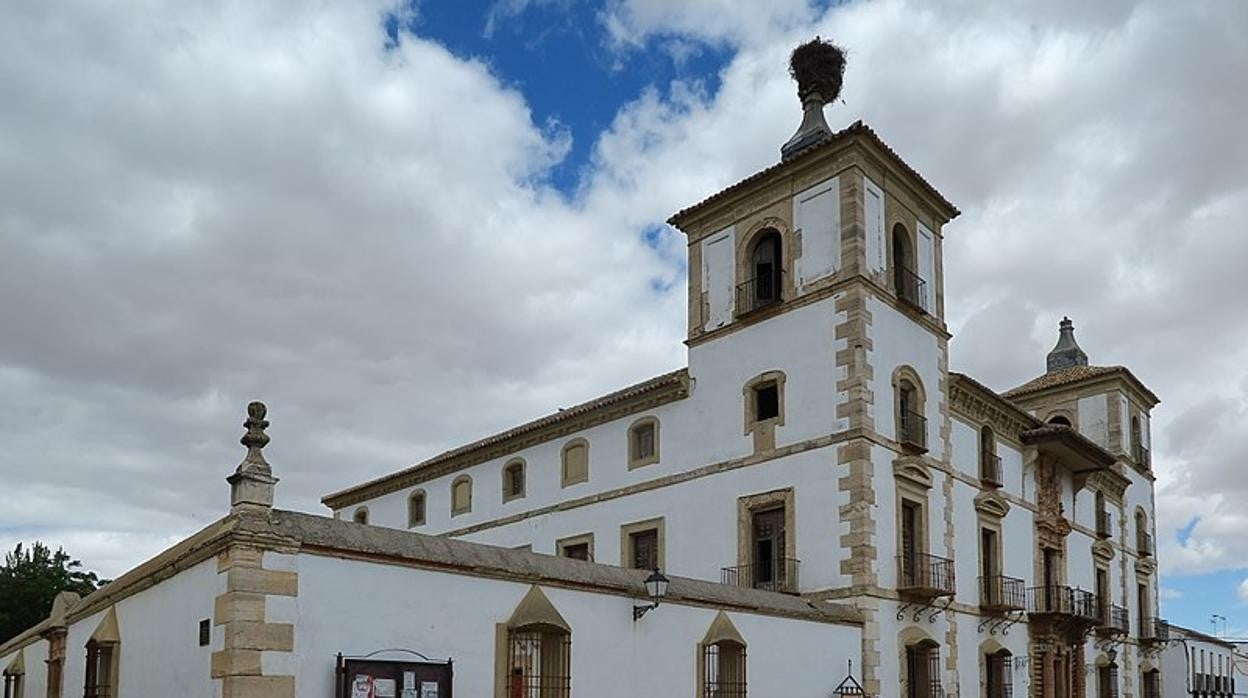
[373,679,397,698]
[421,681,440,698]
[351,675,374,698]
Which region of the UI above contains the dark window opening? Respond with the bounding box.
[507,626,571,698]
[408,492,426,526]
[198,619,210,647]
[750,231,782,303]
[562,543,590,561]
[506,463,525,499]
[987,650,1013,698]
[750,507,789,591]
[905,641,941,698]
[633,422,656,461]
[702,641,747,698]
[1047,415,1072,427]
[83,641,114,698]
[353,508,368,525]
[630,529,659,571]
[754,382,779,422]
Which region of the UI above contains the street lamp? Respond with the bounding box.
[633,568,670,621]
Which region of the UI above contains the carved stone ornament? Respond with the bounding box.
[974,491,1010,519]
[893,456,933,490]
[949,381,1032,439]
[1135,556,1157,576]
[228,401,278,512]
[1092,540,1116,562]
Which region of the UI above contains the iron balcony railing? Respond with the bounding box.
[899,409,928,451]
[895,266,928,313]
[1097,603,1130,635]
[980,575,1025,611]
[735,272,783,315]
[980,452,1003,487]
[898,553,956,597]
[721,557,800,594]
[1138,531,1154,557]
[1139,616,1169,643]
[1027,585,1099,622]
[1135,443,1151,467]
[1096,510,1113,538]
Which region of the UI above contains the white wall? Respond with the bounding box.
[866,297,944,461]
[702,227,735,330]
[0,638,48,698]
[59,558,219,698]
[1078,394,1109,449]
[292,553,861,698]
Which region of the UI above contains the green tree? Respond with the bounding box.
[0,542,107,644]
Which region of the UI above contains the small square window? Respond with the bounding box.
[562,543,590,561]
[634,423,655,460]
[629,529,659,570]
[754,382,779,421]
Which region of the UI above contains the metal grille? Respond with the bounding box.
[986,652,1013,698]
[980,575,1026,611]
[630,529,658,570]
[3,673,22,698]
[906,643,943,698]
[632,422,655,460]
[702,641,746,698]
[507,464,525,498]
[898,553,956,596]
[507,628,571,698]
[898,408,928,450]
[84,643,114,698]
[895,266,928,312]
[720,558,800,594]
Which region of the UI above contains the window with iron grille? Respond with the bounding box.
[1142,670,1161,698]
[702,641,746,698]
[629,528,659,571]
[506,626,571,698]
[83,641,115,698]
[504,460,526,501]
[986,651,1013,698]
[2,672,21,698]
[1097,664,1119,698]
[906,641,942,698]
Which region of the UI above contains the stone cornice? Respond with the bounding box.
[949,373,1039,438]
[322,369,691,509]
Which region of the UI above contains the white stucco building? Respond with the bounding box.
[1,56,1178,698]
[1159,625,1240,697]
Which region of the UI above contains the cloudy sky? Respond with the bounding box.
[2,0,1246,635]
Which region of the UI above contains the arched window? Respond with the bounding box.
[895,370,927,452]
[893,224,923,308]
[1131,415,1148,465]
[1096,660,1119,698]
[501,586,571,697]
[985,648,1012,698]
[1047,415,1072,427]
[744,230,782,311]
[503,459,526,502]
[407,490,426,527]
[353,507,369,525]
[905,640,942,698]
[561,439,589,487]
[979,425,1001,486]
[451,476,473,516]
[1135,509,1152,556]
[699,612,747,698]
[628,417,660,469]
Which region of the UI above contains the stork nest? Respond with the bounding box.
[789,37,846,104]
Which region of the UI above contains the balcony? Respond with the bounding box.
[1096,603,1129,635]
[897,553,956,598]
[980,452,1003,487]
[980,575,1025,612]
[895,266,928,313]
[1138,531,1154,557]
[720,557,800,594]
[1096,510,1113,539]
[1139,616,1169,643]
[1135,443,1151,468]
[735,272,782,316]
[1027,585,1099,624]
[899,409,928,452]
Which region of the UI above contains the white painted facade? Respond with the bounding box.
[1159,625,1238,697]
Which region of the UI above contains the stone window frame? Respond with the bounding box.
[891,365,927,449]
[696,611,747,698]
[451,475,473,517]
[627,416,661,470]
[407,489,426,528]
[977,517,1004,587]
[898,626,942,698]
[742,370,787,453]
[493,585,572,698]
[352,506,369,525]
[735,488,795,571]
[3,648,24,698]
[560,438,590,488]
[83,607,120,698]
[734,217,796,315]
[502,458,526,503]
[556,532,595,562]
[978,639,1012,698]
[619,516,666,571]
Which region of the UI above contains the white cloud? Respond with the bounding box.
[1,0,1247,584]
[1239,579,1248,605]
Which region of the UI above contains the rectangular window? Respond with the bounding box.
[750,507,788,591]
[905,643,941,698]
[633,423,655,460]
[561,442,589,486]
[754,382,779,422]
[83,643,115,698]
[900,500,922,585]
[629,529,659,570]
[557,534,594,562]
[198,619,210,647]
[1096,568,1109,623]
[507,465,525,498]
[986,653,1012,698]
[701,641,746,698]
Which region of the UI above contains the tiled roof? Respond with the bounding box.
[666,120,960,229]
[1019,424,1117,466]
[1003,365,1151,400]
[322,368,690,507]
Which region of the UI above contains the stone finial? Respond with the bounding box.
[227,400,278,514]
[781,37,847,161]
[1046,316,1089,373]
